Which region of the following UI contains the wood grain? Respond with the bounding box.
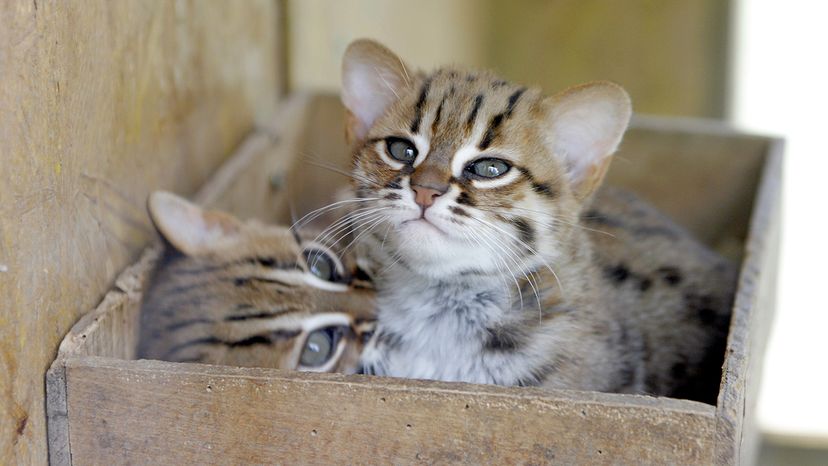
[714,139,784,465]
[0,1,280,463]
[64,357,716,465]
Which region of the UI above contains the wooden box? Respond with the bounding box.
[46,94,782,465]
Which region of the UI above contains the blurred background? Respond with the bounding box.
[285,0,828,463]
[2,0,825,464]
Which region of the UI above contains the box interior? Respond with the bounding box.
[62,94,770,400]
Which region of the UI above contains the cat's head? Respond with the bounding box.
[341,39,631,279]
[138,191,375,373]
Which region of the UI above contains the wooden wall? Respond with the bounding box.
[0,1,281,463]
[485,0,730,118]
[287,0,729,118]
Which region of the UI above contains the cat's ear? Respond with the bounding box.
[542,82,631,200]
[341,39,412,144]
[147,191,242,256]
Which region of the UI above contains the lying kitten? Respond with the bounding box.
[338,39,735,402]
[137,191,375,373]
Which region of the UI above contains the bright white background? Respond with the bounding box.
[733,0,828,444]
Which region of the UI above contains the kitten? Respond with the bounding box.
[137,191,375,373]
[338,39,735,402]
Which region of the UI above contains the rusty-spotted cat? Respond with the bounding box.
[337,39,735,402]
[137,191,375,373]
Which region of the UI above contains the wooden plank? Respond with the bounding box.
[64,357,716,465]
[715,139,784,465]
[0,1,281,463]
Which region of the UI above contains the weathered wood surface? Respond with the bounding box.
[47,93,781,465]
[0,1,281,463]
[715,139,783,465]
[64,357,716,465]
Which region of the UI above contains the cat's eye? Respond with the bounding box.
[303,249,342,282]
[465,158,511,179]
[385,137,418,163]
[299,326,345,367]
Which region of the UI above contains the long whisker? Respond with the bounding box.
[290,197,379,231]
[458,229,512,299]
[313,214,388,262]
[471,226,543,315]
[340,214,388,255]
[466,227,525,311]
[469,216,563,294]
[311,206,386,244]
[314,209,389,250]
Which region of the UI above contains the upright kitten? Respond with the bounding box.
[137,191,375,373]
[338,39,735,402]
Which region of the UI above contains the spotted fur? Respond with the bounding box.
[137,192,375,373]
[340,39,735,402]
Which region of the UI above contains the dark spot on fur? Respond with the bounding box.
[685,293,719,325]
[492,79,507,87]
[383,192,402,200]
[456,191,475,206]
[581,210,624,228]
[484,326,525,351]
[233,277,248,287]
[638,278,652,292]
[399,164,414,175]
[449,206,470,217]
[256,257,276,267]
[512,217,535,245]
[657,266,683,286]
[385,178,402,190]
[531,182,557,198]
[604,264,630,284]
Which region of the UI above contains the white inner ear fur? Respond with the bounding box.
[148,191,240,256]
[545,83,632,186]
[341,39,412,141]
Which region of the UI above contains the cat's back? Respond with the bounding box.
[584,186,737,403]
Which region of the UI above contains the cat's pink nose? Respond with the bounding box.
[412,186,443,208]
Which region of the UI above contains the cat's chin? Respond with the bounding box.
[390,221,497,279]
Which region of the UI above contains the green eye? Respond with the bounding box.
[466,158,511,179]
[299,326,344,367]
[386,137,418,163]
[303,249,340,282]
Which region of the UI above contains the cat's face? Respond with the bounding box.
[341,40,631,279]
[139,191,375,373]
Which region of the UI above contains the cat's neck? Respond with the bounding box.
[373,230,598,327]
